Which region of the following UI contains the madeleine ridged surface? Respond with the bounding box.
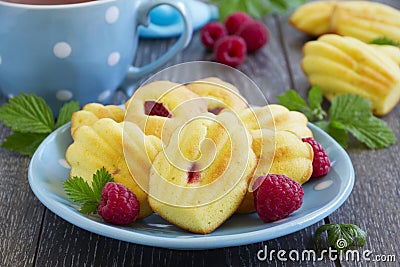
[290,1,337,36]
[239,104,313,139]
[125,81,207,143]
[70,103,124,137]
[66,118,162,219]
[290,1,400,44]
[370,44,400,66]
[186,77,248,114]
[302,34,400,115]
[148,112,256,234]
[331,1,400,43]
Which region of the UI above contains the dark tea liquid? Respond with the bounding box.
[1,0,95,4]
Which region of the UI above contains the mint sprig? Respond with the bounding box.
[277,86,396,149]
[0,94,79,157]
[314,223,367,252]
[210,0,306,21]
[277,86,325,121]
[64,167,114,214]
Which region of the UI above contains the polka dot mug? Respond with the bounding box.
[0,0,192,113]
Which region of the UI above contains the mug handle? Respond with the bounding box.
[121,0,193,96]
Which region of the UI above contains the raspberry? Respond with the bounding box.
[302,137,331,177]
[225,12,253,35]
[253,174,304,223]
[98,182,140,226]
[144,100,172,118]
[236,20,269,52]
[214,36,247,67]
[201,22,228,50]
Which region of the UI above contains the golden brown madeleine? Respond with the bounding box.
[370,44,400,67]
[289,1,337,36]
[66,118,162,219]
[124,81,207,144]
[186,77,248,115]
[239,104,313,139]
[331,1,400,43]
[302,34,400,115]
[148,112,256,234]
[70,103,124,137]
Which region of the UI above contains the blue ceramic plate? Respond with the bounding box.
[28,123,354,250]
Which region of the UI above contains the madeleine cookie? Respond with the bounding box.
[66,118,162,219]
[239,104,313,138]
[148,112,256,234]
[186,77,248,115]
[70,103,124,137]
[302,34,400,115]
[125,81,207,143]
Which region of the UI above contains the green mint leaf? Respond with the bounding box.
[370,36,400,47]
[315,224,367,252]
[345,116,396,149]
[329,94,372,122]
[80,201,100,214]
[314,121,349,148]
[211,0,305,21]
[91,167,114,203]
[308,86,325,120]
[244,0,268,19]
[64,167,114,214]
[277,90,313,120]
[0,93,54,133]
[1,132,48,157]
[329,94,396,149]
[56,101,80,129]
[64,176,97,205]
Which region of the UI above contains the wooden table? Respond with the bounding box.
[1,0,399,266]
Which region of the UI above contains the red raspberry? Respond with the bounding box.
[201,21,228,50]
[98,182,140,226]
[236,20,269,52]
[253,174,304,223]
[214,36,247,67]
[144,100,172,118]
[225,12,253,35]
[302,137,331,177]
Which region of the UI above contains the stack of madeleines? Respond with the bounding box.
[290,1,400,115]
[66,77,315,234]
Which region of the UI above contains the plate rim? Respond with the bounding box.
[28,122,354,250]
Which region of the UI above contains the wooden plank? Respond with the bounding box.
[32,15,336,267]
[0,126,45,267]
[280,1,400,266]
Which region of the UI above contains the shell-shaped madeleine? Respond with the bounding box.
[302,34,400,115]
[148,112,256,234]
[125,81,207,143]
[331,1,400,43]
[186,77,248,114]
[236,130,313,213]
[289,1,337,36]
[66,118,162,219]
[71,103,124,137]
[239,104,313,139]
[370,44,400,67]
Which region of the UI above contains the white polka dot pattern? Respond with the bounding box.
[53,42,72,59]
[107,52,120,66]
[105,6,119,24]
